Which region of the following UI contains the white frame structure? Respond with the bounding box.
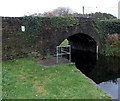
[56,45,71,63]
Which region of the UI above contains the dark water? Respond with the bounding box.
[70,49,120,99]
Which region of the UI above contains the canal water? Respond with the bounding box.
[70,49,120,99]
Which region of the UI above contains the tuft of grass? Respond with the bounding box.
[2,58,111,99]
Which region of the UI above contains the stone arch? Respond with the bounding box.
[55,19,99,48]
[43,18,99,55]
[56,32,97,53]
[67,33,97,53]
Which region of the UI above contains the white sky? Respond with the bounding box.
[0,0,119,17]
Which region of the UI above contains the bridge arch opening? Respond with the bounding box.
[66,33,97,64]
[67,33,97,53]
[58,33,97,62]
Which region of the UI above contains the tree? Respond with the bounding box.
[30,7,117,19]
[51,7,73,16]
[43,12,54,17]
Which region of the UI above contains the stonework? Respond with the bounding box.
[2,17,98,60]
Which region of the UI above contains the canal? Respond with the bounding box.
[70,49,120,99]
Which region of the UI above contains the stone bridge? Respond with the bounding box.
[43,18,99,54]
[2,17,99,59]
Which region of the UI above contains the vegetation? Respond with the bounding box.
[32,7,73,17]
[2,58,111,99]
[96,19,120,36]
[100,42,120,57]
[32,7,117,20]
[60,39,69,46]
[86,12,117,20]
[22,16,79,43]
[3,12,119,60]
[95,19,120,56]
[3,16,80,60]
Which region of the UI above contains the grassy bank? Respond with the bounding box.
[2,58,111,99]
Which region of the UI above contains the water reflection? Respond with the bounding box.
[70,49,120,99]
[71,49,120,84]
[99,79,119,99]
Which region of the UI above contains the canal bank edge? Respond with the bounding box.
[76,68,113,99]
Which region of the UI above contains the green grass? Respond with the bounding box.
[2,58,111,99]
[60,39,68,46]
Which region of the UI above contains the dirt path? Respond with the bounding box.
[36,57,70,66]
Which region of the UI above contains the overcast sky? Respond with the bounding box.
[0,0,119,17]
